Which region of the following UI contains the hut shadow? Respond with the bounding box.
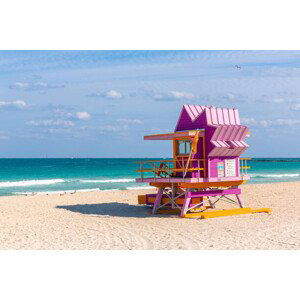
[56,202,154,218]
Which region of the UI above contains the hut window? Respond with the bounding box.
[178,140,191,155]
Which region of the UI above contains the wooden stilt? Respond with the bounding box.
[152,187,163,214]
[207,196,215,208]
[236,194,243,208]
[180,189,191,217]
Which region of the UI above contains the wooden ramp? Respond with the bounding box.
[183,207,271,219]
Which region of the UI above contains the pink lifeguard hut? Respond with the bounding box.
[135,104,270,219]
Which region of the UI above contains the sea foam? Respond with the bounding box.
[13,188,99,195]
[126,186,155,190]
[251,173,300,178]
[0,179,65,188]
[80,178,135,183]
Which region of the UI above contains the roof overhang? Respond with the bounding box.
[144,130,204,140]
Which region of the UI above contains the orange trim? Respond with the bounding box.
[147,196,202,205]
[149,180,247,189]
[173,139,177,157]
[179,180,247,189]
[202,136,206,177]
[138,195,147,204]
[144,130,204,140]
[150,182,178,188]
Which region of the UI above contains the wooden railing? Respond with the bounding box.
[240,158,251,175]
[135,158,205,180]
[240,157,251,175]
[135,158,251,180]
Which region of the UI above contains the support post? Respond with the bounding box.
[171,183,177,209]
[236,194,243,208]
[180,189,191,217]
[152,187,163,214]
[207,196,215,208]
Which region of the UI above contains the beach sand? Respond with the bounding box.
[0,182,299,250]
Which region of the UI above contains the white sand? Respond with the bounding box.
[0,182,299,249]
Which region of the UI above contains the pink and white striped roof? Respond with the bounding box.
[182,104,241,126]
[175,104,249,157]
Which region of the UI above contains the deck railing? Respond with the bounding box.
[135,158,205,180]
[240,158,251,175]
[135,158,251,180]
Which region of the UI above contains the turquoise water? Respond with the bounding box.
[0,158,299,196]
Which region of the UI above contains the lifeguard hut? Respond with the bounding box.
[135,104,270,219]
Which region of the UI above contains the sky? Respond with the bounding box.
[0,50,300,158]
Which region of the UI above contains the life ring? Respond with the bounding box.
[157,162,168,177]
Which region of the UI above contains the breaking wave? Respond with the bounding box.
[251,173,300,178]
[13,188,100,195]
[80,178,135,183]
[0,179,65,188]
[126,186,155,190]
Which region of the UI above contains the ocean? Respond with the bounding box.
[0,158,299,196]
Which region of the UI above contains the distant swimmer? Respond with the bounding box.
[235,65,241,69]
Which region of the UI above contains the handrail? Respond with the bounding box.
[134,158,206,179]
[135,158,251,178]
[239,158,251,174]
[134,158,206,164]
[135,168,204,173]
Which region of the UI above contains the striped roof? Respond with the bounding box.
[183,104,241,126]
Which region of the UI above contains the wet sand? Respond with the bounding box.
[0,182,299,249]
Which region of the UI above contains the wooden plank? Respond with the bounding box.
[183,207,271,219]
[149,182,173,188]
[144,130,205,140]
[184,208,253,219]
[138,195,146,204]
[147,196,202,205]
[179,180,247,189]
[251,208,272,214]
[155,209,181,215]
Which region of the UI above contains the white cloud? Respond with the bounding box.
[87,90,122,99]
[75,112,91,120]
[258,119,300,127]
[80,119,141,135]
[12,82,29,89]
[53,109,91,121]
[82,124,129,133]
[259,120,271,127]
[271,98,286,104]
[10,82,65,91]
[241,117,257,126]
[290,103,300,111]
[117,118,143,125]
[259,97,287,104]
[154,90,195,101]
[27,120,74,127]
[99,125,128,132]
[241,117,300,127]
[272,119,300,126]
[105,90,122,99]
[170,91,195,99]
[0,100,27,109]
